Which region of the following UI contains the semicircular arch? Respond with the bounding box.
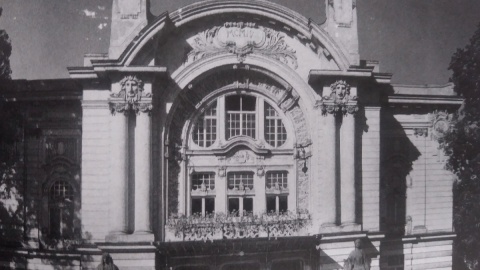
[121,0,350,70]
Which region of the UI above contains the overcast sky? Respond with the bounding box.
[1,0,479,84]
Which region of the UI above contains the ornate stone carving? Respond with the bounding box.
[226,149,254,164]
[326,80,356,104]
[109,75,152,114]
[278,86,300,112]
[186,22,298,69]
[317,80,358,115]
[430,110,451,140]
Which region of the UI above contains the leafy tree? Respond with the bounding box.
[442,22,480,270]
[0,7,12,80]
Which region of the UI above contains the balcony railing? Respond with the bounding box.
[165,210,311,242]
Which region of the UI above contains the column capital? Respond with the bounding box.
[342,103,359,115]
[133,101,153,115]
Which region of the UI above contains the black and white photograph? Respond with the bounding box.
[1,0,479,269]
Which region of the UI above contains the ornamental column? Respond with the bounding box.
[340,104,357,224]
[134,101,153,234]
[321,104,338,226]
[109,105,129,234]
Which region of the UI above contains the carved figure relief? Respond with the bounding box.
[110,75,152,114]
[317,80,358,115]
[186,22,298,69]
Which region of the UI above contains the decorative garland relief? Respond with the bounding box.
[186,22,298,69]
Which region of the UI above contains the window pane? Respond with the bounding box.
[279,196,288,212]
[228,198,239,215]
[241,95,256,111]
[266,196,276,213]
[205,198,215,214]
[264,102,286,147]
[191,198,202,215]
[243,198,253,214]
[226,95,241,111]
[192,173,215,190]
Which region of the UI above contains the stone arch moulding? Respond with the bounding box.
[164,66,312,214]
[116,0,350,70]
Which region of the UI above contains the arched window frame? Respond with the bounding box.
[188,92,292,150]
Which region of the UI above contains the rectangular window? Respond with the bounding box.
[266,171,288,189]
[191,197,215,216]
[192,173,215,190]
[228,172,254,190]
[226,95,256,139]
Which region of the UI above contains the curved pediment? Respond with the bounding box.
[108,0,350,72]
[212,138,270,156]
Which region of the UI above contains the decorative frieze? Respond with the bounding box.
[186,22,298,69]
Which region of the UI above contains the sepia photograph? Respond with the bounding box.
[1,0,479,269]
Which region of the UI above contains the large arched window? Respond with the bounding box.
[191,94,288,148]
[49,180,74,238]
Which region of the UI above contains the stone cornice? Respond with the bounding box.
[308,69,392,84]
[68,66,168,80]
[387,95,463,105]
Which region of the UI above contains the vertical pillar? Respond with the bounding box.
[134,108,152,233]
[109,110,129,234]
[322,109,337,226]
[341,110,356,224]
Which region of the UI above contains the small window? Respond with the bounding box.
[266,171,288,189]
[265,102,287,147]
[192,173,215,191]
[193,102,217,147]
[228,172,254,190]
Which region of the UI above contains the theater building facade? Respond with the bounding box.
[0,0,460,269]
